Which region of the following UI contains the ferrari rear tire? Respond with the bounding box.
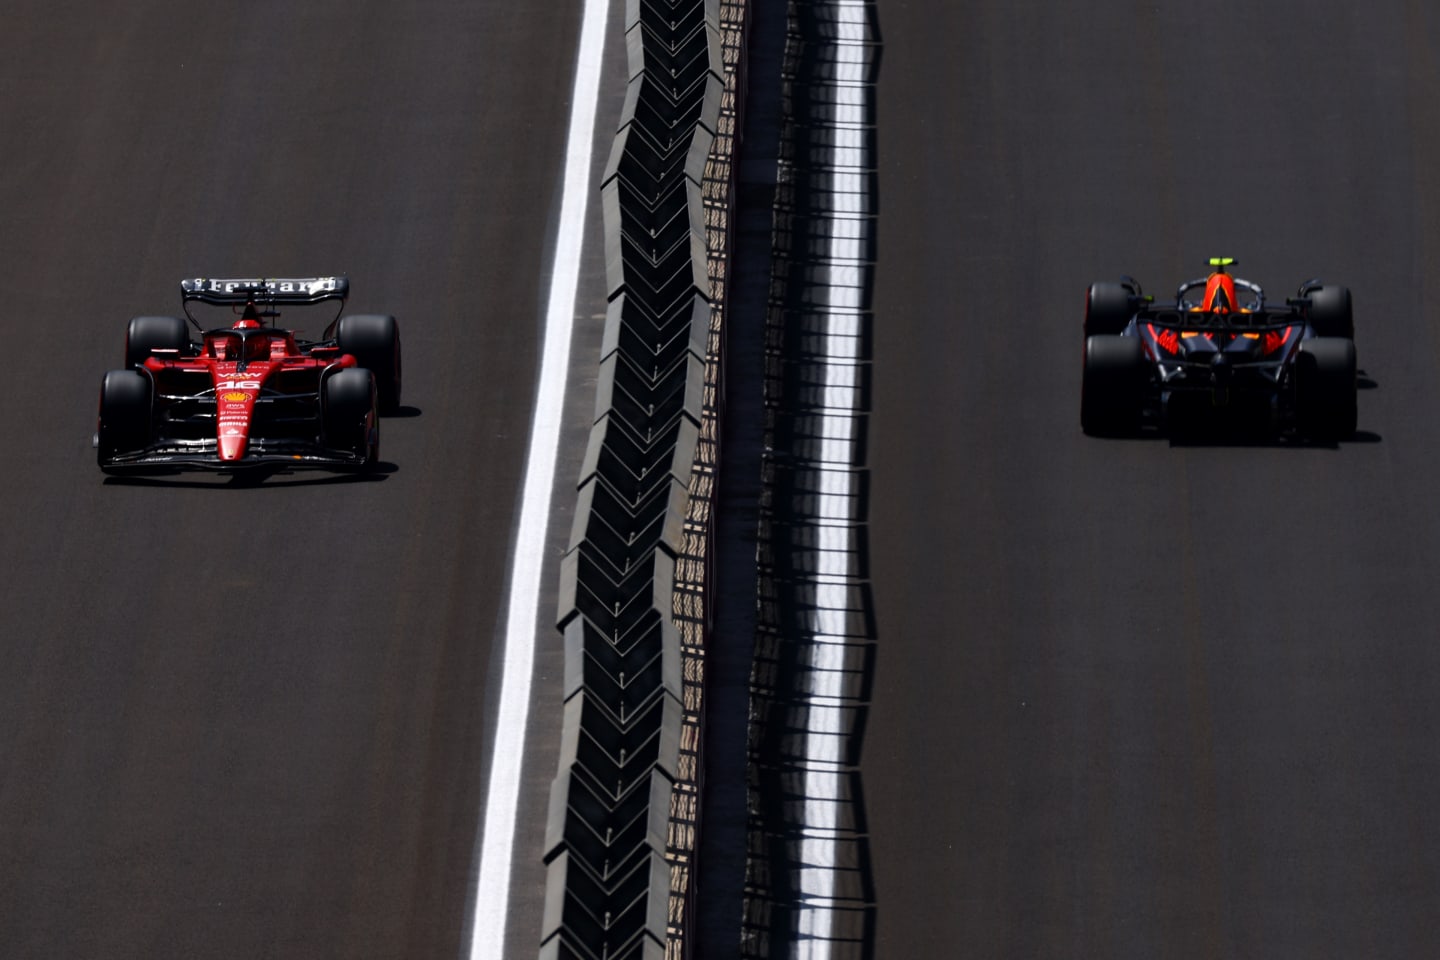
[126,315,192,368]
[336,314,401,414]
[1081,335,1147,436]
[1306,285,1354,339]
[1085,282,1135,337]
[96,369,152,463]
[323,367,379,463]
[1296,337,1357,440]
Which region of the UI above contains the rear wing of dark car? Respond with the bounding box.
[1136,305,1304,332]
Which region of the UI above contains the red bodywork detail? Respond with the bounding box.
[1203,272,1237,312]
[212,359,269,460]
[144,318,355,461]
[1263,325,1293,356]
[1147,323,1180,355]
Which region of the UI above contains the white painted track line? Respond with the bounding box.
[465,0,611,955]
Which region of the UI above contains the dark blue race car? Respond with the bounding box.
[1081,258,1357,439]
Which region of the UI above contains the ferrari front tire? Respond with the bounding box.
[336,314,401,414]
[323,367,379,463]
[1081,335,1147,436]
[96,369,152,464]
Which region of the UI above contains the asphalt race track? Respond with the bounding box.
[12,0,1440,957]
[861,0,1440,957]
[0,3,623,958]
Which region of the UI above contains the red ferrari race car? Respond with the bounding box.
[1081,258,1357,439]
[95,277,401,472]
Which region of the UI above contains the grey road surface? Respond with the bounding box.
[864,1,1440,957]
[0,2,620,958]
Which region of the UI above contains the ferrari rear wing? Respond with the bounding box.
[181,276,349,305]
[180,276,350,331]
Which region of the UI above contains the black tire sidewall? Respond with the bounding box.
[336,314,401,413]
[1082,335,1147,435]
[1306,285,1354,340]
[126,316,191,369]
[323,368,378,460]
[1296,337,1357,440]
[1085,282,1135,338]
[98,370,153,457]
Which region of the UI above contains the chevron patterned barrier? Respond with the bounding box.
[542,1,727,958]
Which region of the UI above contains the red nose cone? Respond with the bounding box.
[214,383,259,461]
[219,429,248,460]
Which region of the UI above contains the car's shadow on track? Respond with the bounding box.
[102,461,398,488]
[1161,431,1383,449]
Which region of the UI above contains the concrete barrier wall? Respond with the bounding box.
[542,1,729,957]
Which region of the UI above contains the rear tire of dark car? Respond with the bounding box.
[1081,335,1148,436]
[125,315,192,369]
[1306,285,1354,339]
[323,367,379,464]
[336,314,401,413]
[96,369,152,465]
[1296,337,1357,440]
[1085,282,1135,337]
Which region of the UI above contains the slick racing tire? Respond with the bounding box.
[1296,337,1357,441]
[323,367,379,464]
[125,315,192,369]
[1081,335,1148,436]
[336,314,401,414]
[96,369,152,464]
[1084,282,1135,337]
[1305,285,1354,339]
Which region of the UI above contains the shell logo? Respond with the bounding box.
[221,391,249,402]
